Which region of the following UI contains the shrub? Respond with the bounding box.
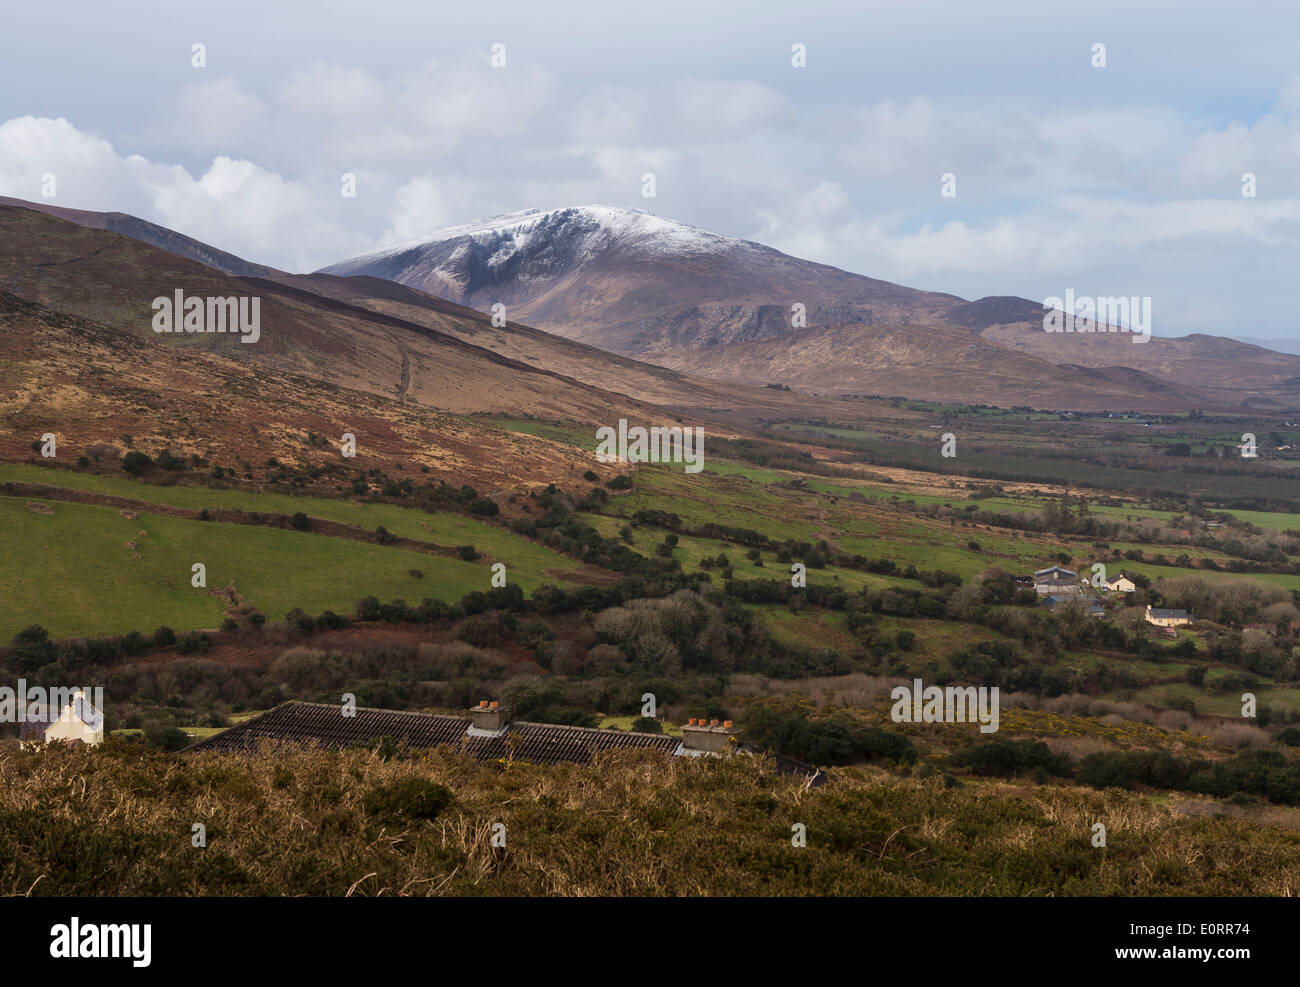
[121,451,151,475]
[284,608,316,635]
[743,707,915,766]
[469,497,499,517]
[1207,722,1269,751]
[1077,750,1195,792]
[362,779,453,823]
[174,632,210,654]
[455,613,510,648]
[144,723,190,752]
[949,739,1072,778]
[153,449,185,471]
[317,610,349,631]
[270,647,337,692]
[6,625,56,674]
[1273,727,1300,747]
[578,487,609,510]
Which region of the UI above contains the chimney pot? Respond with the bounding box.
[489,701,499,709]
[723,720,732,728]
[688,718,696,725]
[479,700,488,707]
[682,717,739,754]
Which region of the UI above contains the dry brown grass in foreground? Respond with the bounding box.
[0,741,1296,896]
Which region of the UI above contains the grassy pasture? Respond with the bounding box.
[0,495,497,640]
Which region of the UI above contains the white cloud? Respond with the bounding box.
[170,78,268,151]
[3,53,1300,338]
[384,176,474,244]
[0,117,357,271]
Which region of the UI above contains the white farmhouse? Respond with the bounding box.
[1145,605,1192,628]
[1106,574,1137,593]
[20,689,104,748]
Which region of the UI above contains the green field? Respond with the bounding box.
[0,493,558,640]
[1135,682,1300,716]
[0,464,581,574]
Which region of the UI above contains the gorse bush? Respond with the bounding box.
[1077,748,1300,805]
[743,707,916,766]
[362,778,454,823]
[948,739,1072,778]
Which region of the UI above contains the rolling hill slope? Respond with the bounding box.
[0,198,885,426]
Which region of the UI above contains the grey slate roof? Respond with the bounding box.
[184,701,825,781]
[185,701,681,765]
[1034,565,1077,581]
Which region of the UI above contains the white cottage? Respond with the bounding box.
[21,689,104,747]
[1145,605,1192,628]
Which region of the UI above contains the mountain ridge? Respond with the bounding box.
[322,204,1300,411]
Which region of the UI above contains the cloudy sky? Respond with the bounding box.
[2,0,1297,339]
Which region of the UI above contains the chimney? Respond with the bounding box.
[469,699,510,734]
[680,717,739,755]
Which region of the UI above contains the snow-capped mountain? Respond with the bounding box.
[319,205,1300,408]
[324,205,743,283]
[319,205,961,354]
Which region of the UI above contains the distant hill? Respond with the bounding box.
[0,195,280,278]
[323,205,1300,411]
[1234,336,1300,356]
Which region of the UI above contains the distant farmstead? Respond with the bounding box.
[1145,605,1192,628]
[1105,574,1137,594]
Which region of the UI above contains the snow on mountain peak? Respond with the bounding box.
[353,205,740,268]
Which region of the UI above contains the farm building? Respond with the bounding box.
[1105,574,1137,593]
[185,700,824,782]
[1041,595,1105,618]
[1033,565,1086,596]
